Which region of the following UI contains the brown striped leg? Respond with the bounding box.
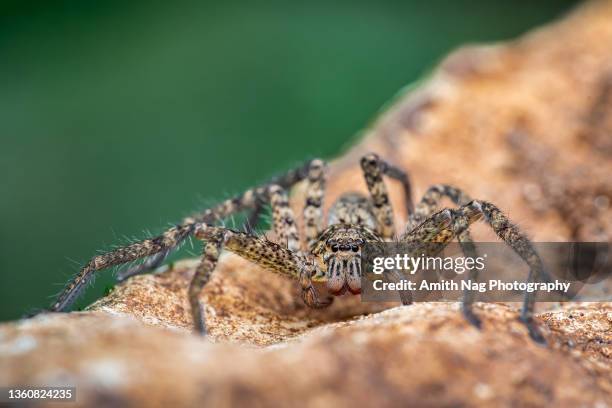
[51,224,194,312]
[118,193,269,282]
[116,249,170,282]
[188,159,316,225]
[450,201,546,343]
[120,160,317,280]
[191,224,331,334]
[399,197,546,342]
[268,185,301,251]
[189,228,224,335]
[448,211,481,328]
[399,184,480,325]
[378,159,414,216]
[467,201,545,343]
[116,196,267,282]
[360,153,396,239]
[304,159,327,249]
[403,184,472,233]
[385,269,413,305]
[118,204,265,281]
[456,233,482,328]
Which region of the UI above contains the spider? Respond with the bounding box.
[48,153,546,343]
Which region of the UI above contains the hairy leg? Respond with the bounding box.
[458,201,546,343]
[52,160,320,310]
[424,201,547,343]
[403,184,472,233]
[303,159,327,249]
[117,250,171,282]
[51,224,194,312]
[456,233,482,328]
[247,184,332,309]
[360,154,394,238]
[191,224,331,334]
[378,158,414,216]
[119,159,319,281]
[400,184,480,325]
[189,228,224,335]
[269,184,301,251]
[118,203,265,281]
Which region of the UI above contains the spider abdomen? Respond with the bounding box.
[327,192,377,230]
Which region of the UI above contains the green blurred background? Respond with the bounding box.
[0,0,578,321]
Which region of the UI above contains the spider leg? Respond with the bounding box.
[116,249,171,282]
[403,184,472,233]
[268,183,333,308]
[400,184,480,326]
[57,158,309,306]
[191,224,331,334]
[117,204,264,281]
[303,159,327,249]
[360,153,414,239]
[269,184,301,251]
[411,201,547,343]
[189,227,223,335]
[50,224,194,312]
[119,159,320,280]
[189,159,316,224]
[455,201,546,343]
[378,158,414,216]
[456,234,482,328]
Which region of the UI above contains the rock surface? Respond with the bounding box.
[1,1,612,407]
[1,301,610,407]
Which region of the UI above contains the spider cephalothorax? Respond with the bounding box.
[48,153,547,343]
[311,221,382,295]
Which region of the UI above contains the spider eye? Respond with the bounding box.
[331,245,339,252]
[351,245,359,252]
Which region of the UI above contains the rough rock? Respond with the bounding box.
[1,301,610,407]
[1,1,612,407]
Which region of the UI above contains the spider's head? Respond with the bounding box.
[321,229,366,296]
